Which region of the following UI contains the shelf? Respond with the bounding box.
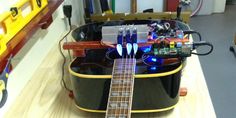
[0,0,64,72]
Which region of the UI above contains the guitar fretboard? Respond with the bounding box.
[105,58,136,118]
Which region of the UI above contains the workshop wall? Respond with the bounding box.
[0,0,18,14]
[63,0,85,26]
[0,0,84,115]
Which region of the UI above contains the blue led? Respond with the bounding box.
[142,46,151,53]
[150,66,157,70]
[151,58,157,62]
[152,33,158,39]
[177,34,184,39]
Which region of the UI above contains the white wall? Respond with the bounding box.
[114,0,164,13]
[0,0,84,116]
[112,0,225,14]
[213,0,226,13]
[63,0,85,26]
[0,0,18,14]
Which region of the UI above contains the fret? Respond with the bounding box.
[111,79,132,84]
[110,92,131,97]
[108,102,130,109]
[109,96,130,102]
[107,116,127,118]
[107,108,129,113]
[107,113,128,118]
[108,106,129,109]
[111,87,132,91]
[111,85,133,90]
[112,75,134,78]
[106,58,136,118]
[113,72,134,75]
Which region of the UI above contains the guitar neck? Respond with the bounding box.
[105,58,136,118]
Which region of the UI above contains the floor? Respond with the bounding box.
[190,5,236,118]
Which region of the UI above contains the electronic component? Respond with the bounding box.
[132,28,138,55]
[102,25,148,44]
[126,27,132,55]
[116,28,123,56]
[176,30,184,39]
[151,41,192,58]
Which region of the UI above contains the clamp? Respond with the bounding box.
[0,55,12,108]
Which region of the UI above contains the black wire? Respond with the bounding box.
[141,52,182,67]
[183,30,202,41]
[58,29,72,92]
[191,41,214,56]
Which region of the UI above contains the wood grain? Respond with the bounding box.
[4,43,216,118]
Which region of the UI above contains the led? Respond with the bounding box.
[150,66,157,70]
[116,44,123,56]
[142,46,151,53]
[126,43,132,55]
[151,58,157,62]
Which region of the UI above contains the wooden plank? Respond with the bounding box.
[90,12,191,23]
[4,44,216,118]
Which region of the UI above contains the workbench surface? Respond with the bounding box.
[3,44,216,118]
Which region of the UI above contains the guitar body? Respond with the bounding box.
[70,49,182,113]
[69,20,189,113]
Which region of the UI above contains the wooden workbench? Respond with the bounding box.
[3,43,216,118]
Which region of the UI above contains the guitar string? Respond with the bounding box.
[123,54,131,117]
[114,45,125,117]
[129,54,135,117]
[123,29,134,117]
[126,53,135,118]
[122,50,134,117]
[119,50,126,117]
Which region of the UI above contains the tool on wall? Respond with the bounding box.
[84,0,93,23]
[0,55,12,108]
[100,0,113,14]
[167,0,203,17]
[179,0,203,17]
[131,0,137,13]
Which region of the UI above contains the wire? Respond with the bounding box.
[183,30,202,41]
[141,52,182,67]
[58,29,72,92]
[191,41,214,56]
[105,48,116,61]
[191,0,203,17]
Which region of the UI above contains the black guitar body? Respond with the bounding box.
[69,20,189,113]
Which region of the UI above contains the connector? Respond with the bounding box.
[63,5,72,28]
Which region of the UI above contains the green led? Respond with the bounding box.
[154,48,158,55]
